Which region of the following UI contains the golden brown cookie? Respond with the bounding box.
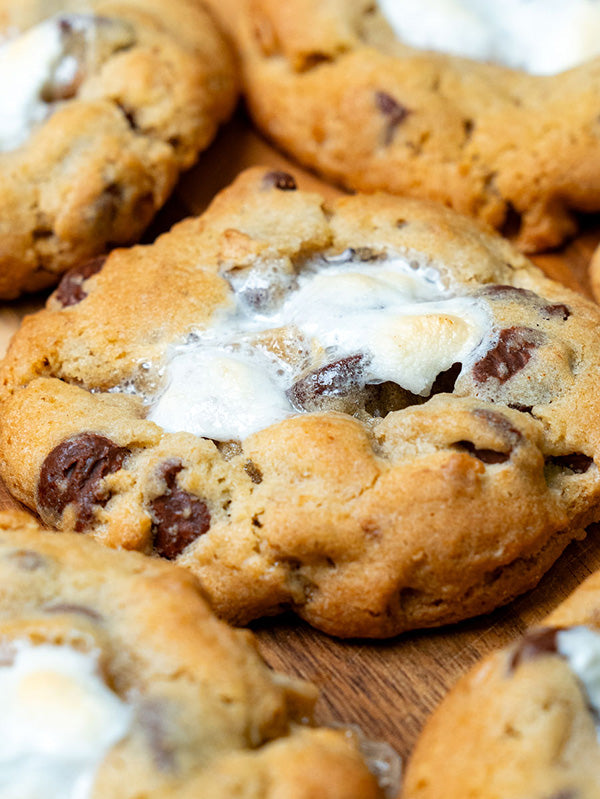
[2,167,600,638]
[0,0,237,298]
[0,510,389,798]
[202,0,600,252]
[403,566,600,799]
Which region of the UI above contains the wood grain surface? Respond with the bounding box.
[2,109,600,769]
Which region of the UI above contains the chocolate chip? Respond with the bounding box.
[508,403,534,414]
[137,700,176,772]
[375,91,410,145]
[453,441,510,464]
[287,354,367,410]
[262,171,297,191]
[546,453,594,474]
[479,284,538,302]
[472,327,540,384]
[243,460,263,484]
[151,461,211,560]
[38,433,130,530]
[472,408,522,443]
[43,603,103,621]
[509,627,561,672]
[542,303,571,321]
[6,549,45,571]
[55,255,106,307]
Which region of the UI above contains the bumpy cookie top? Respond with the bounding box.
[0,511,387,799]
[404,568,600,798]
[202,0,600,252]
[0,0,237,297]
[2,168,600,637]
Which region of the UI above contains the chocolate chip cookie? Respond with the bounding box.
[0,510,389,798]
[202,0,600,252]
[404,566,600,799]
[0,0,237,298]
[3,167,600,638]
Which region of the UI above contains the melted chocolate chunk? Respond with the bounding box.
[375,91,410,145]
[542,303,571,321]
[243,460,263,484]
[472,409,522,444]
[479,284,538,302]
[262,170,297,191]
[151,461,211,560]
[6,549,45,571]
[287,354,367,410]
[44,603,103,621]
[55,255,106,307]
[38,433,130,530]
[546,453,594,474]
[472,327,540,384]
[508,403,534,414]
[453,441,510,464]
[509,627,561,672]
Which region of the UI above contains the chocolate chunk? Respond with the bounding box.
[542,303,571,321]
[472,327,540,384]
[453,441,510,464]
[509,626,561,672]
[508,403,534,414]
[38,433,130,530]
[44,603,103,621]
[375,91,410,145]
[262,171,297,191]
[137,700,176,772]
[243,460,263,484]
[55,255,106,307]
[151,461,211,560]
[472,409,522,444]
[546,453,594,474]
[429,362,461,395]
[479,284,538,302]
[287,354,366,410]
[6,549,45,571]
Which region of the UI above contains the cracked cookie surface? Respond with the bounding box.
[404,566,600,799]
[202,0,600,252]
[3,167,600,638]
[0,0,237,298]
[0,510,386,799]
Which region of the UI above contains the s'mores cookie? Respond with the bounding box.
[203,0,600,252]
[2,167,600,638]
[404,565,600,799]
[0,510,388,798]
[0,0,237,298]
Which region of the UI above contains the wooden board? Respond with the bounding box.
[2,109,600,769]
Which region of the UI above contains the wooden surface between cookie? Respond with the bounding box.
[2,110,600,764]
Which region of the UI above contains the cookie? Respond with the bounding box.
[0,509,391,798]
[2,167,600,638]
[0,0,237,298]
[403,566,600,799]
[202,0,600,252]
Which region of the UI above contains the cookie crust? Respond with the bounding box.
[404,567,600,799]
[0,510,385,798]
[0,0,237,298]
[203,0,600,252]
[2,167,600,638]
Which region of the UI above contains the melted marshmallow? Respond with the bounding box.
[0,19,67,151]
[377,0,600,75]
[557,626,600,734]
[148,255,490,441]
[0,643,133,799]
